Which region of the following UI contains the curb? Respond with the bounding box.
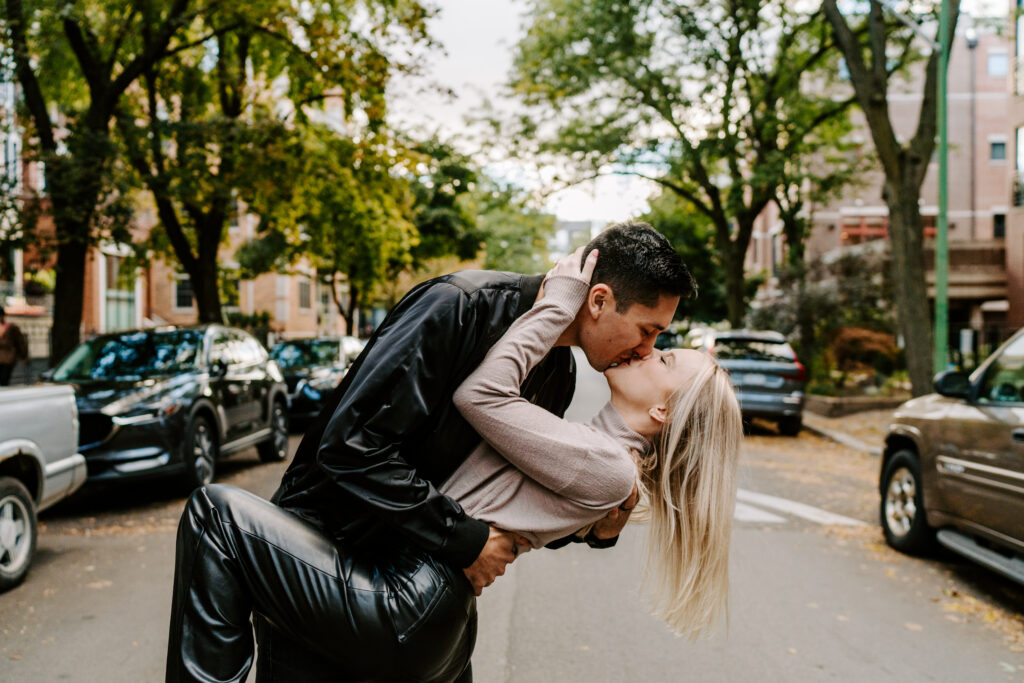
[802,418,883,457]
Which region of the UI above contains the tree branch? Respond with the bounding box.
[4,0,56,152]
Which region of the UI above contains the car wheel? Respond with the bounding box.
[257,400,289,463]
[880,449,935,555]
[0,477,37,593]
[183,415,218,491]
[777,416,802,437]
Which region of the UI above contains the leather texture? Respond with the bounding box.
[166,485,477,683]
[273,271,576,569]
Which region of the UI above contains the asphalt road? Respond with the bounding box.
[1,349,1023,682]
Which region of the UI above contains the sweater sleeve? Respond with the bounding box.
[453,276,634,507]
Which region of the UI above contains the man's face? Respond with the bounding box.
[577,289,679,372]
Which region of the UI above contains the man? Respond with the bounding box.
[0,305,28,386]
[256,222,696,679]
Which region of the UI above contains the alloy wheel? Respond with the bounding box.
[884,466,917,537]
[0,494,31,574]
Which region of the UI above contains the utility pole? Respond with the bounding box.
[935,0,950,375]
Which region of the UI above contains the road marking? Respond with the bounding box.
[734,502,786,523]
[736,489,866,526]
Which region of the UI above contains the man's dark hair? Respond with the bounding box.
[582,221,696,311]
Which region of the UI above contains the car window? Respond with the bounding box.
[712,338,795,362]
[271,340,340,369]
[979,335,1024,404]
[52,329,204,381]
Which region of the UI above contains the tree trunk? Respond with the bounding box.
[50,235,88,365]
[721,240,746,328]
[191,216,225,324]
[886,181,933,396]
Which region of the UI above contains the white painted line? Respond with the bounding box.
[734,502,786,523]
[736,489,866,526]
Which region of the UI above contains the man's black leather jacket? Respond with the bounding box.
[273,271,576,569]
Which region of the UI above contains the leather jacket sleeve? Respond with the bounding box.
[315,281,490,569]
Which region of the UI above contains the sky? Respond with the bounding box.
[389,0,1006,224]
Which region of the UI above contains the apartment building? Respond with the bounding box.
[749,20,1019,351]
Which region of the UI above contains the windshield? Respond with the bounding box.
[270,340,340,369]
[52,329,204,382]
[713,338,796,363]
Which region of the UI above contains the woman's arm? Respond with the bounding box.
[453,253,634,507]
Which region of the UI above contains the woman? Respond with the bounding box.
[165,249,742,682]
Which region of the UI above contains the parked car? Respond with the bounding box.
[270,338,349,422]
[696,329,806,436]
[0,384,88,591]
[880,328,1024,585]
[48,325,289,490]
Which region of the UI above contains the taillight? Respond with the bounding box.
[783,361,807,383]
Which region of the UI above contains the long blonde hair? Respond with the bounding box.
[636,356,742,639]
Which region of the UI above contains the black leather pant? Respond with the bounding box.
[166,485,477,683]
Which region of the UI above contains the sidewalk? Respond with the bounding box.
[801,408,895,457]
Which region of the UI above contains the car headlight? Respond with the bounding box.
[113,397,186,425]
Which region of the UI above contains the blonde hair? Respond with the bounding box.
[635,356,742,639]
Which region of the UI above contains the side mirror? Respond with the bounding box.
[210,358,228,379]
[934,370,970,399]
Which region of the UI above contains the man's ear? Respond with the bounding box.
[648,404,668,426]
[587,284,613,319]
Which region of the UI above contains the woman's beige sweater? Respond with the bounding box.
[441,275,646,549]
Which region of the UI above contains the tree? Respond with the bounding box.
[2,0,212,362]
[466,182,556,274]
[508,0,858,326]
[116,1,431,323]
[240,125,418,334]
[640,190,728,323]
[822,0,961,396]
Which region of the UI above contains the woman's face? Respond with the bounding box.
[604,348,710,412]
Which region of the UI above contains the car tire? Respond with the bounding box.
[880,450,935,555]
[257,400,289,463]
[182,414,218,492]
[777,416,802,437]
[0,477,37,593]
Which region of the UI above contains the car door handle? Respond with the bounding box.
[1012,429,1024,443]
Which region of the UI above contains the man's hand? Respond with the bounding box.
[590,482,639,540]
[463,526,525,596]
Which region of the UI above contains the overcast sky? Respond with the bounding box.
[390,0,1007,223]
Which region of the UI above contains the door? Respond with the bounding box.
[209,329,251,441]
[937,332,1024,543]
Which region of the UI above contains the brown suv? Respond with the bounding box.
[881,329,1024,585]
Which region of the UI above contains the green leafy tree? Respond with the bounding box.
[240,125,418,334]
[640,190,728,323]
[467,182,556,274]
[2,0,215,362]
[508,0,859,327]
[822,0,961,396]
[116,1,431,323]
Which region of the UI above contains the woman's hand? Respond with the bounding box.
[545,246,598,287]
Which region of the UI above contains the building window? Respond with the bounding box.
[175,276,195,310]
[994,213,1006,239]
[299,279,312,310]
[988,53,1008,77]
[104,254,136,332]
[991,141,1007,161]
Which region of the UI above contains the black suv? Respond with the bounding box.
[50,325,289,489]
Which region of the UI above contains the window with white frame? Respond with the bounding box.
[299,279,312,310]
[174,275,195,310]
[988,52,1008,77]
[991,140,1007,161]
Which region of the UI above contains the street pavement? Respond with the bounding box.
[1,350,1022,681]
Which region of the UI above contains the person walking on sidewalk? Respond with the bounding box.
[166,244,742,682]
[0,305,28,386]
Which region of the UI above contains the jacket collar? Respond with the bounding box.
[517,274,545,318]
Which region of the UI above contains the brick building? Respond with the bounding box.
[748,20,1019,355]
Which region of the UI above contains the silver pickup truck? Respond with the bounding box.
[0,384,87,591]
